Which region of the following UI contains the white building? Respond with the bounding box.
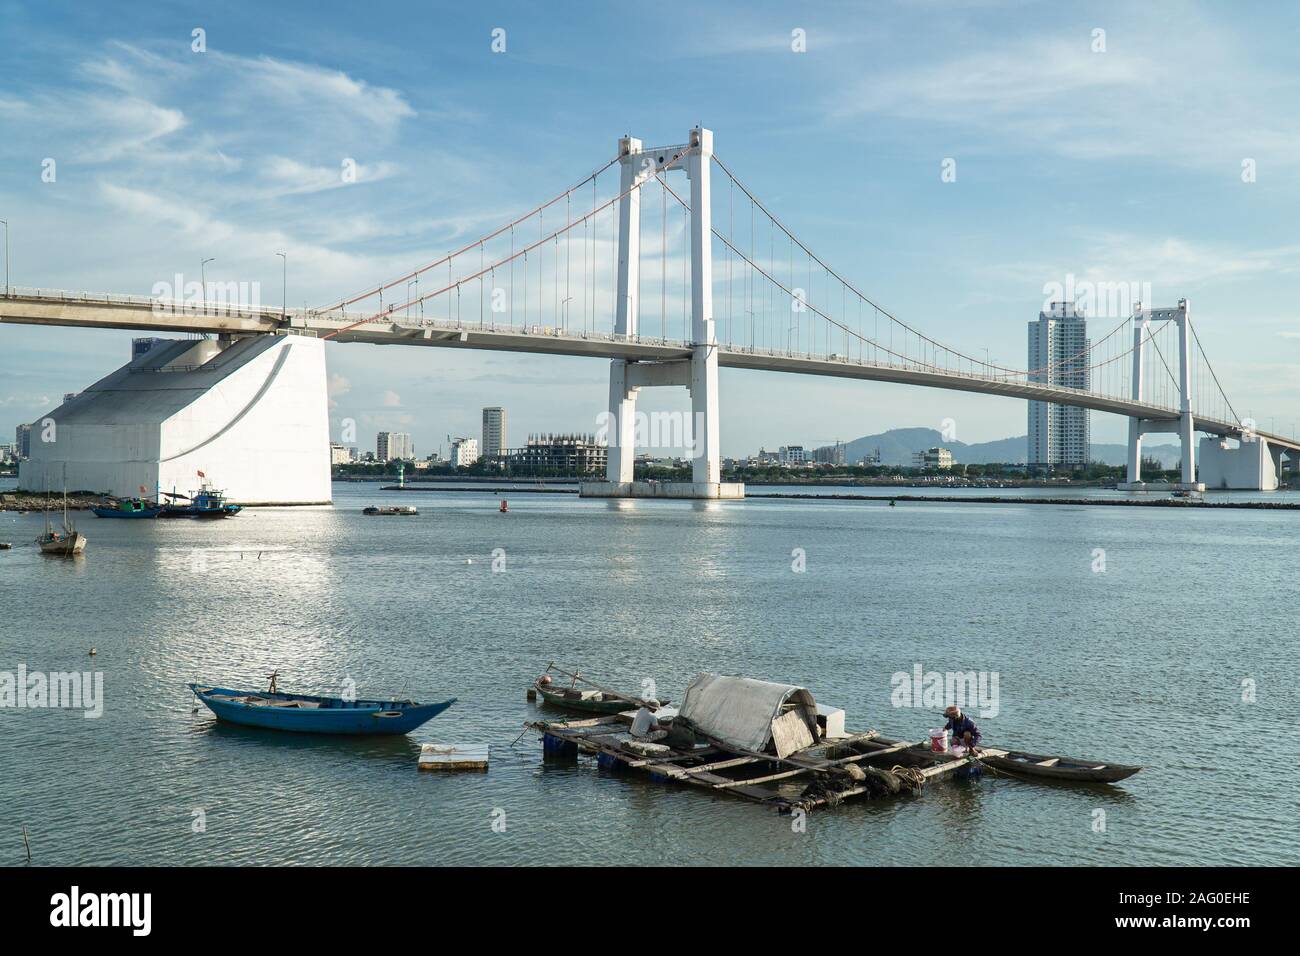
[779,445,807,465]
[1028,302,1090,468]
[18,334,330,504]
[448,437,480,467]
[482,406,507,457]
[912,446,954,469]
[377,431,413,462]
[329,443,354,465]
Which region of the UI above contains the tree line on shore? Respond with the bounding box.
[332,456,1194,485]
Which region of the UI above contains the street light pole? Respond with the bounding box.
[276,252,287,319]
[200,257,214,307]
[0,219,9,297]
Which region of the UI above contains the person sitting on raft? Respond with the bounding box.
[944,705,981,750]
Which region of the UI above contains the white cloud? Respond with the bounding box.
[259,156,401,197]
[828,26,1300,169]
[214,53,415,134]
[978,229,1300,305]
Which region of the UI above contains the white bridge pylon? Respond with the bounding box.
[1119,299,1284,492]
[1121,300,1201,491]
[588,127,740,499]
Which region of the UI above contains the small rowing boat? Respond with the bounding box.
[534,678,634,714]
[979,749,1140,783]
[189,678,455,735]
[532,662,664,715]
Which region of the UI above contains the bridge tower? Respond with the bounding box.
[1119,300,1204,492]
[582,127,743,500]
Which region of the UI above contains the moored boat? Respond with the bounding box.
[978,749,1141,783]
[36,476,87,555]
[38,528,87,555]
[534,678,634,714]
[363,505,418,515]
[532,663,663,714]
[93,496,163,518]
[188,680,455,735]
[161,481,241,518]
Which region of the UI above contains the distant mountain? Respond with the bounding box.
[833,428,1181,468]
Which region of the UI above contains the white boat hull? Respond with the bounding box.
[39,532,87,555]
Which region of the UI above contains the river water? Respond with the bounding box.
[1,479,1295,866]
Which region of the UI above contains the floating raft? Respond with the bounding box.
[418,743,490,772]
[530,710,1007,813]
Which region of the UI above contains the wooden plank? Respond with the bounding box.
[685,754,763,774]
[770,709,816,759]
[828,739,918,765]
[918,748,1007,780]
[713,766,811,789]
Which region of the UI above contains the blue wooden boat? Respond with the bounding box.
[188,682,456,735]
[92,497,162,518]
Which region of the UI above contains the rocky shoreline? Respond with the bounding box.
[0,492,102,512]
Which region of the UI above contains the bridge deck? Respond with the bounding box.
[2,290,1288,450]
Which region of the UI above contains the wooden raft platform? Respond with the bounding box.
[529,713,1006,813]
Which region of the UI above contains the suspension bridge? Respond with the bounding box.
[2,127,1293,499]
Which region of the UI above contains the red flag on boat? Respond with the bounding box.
[197,470,206,478]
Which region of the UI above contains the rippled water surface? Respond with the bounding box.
[1,480,1296,866]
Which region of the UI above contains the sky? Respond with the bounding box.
[3,0,1300,457]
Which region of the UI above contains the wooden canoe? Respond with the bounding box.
[980,749,1140,783]
[534,680,634,714]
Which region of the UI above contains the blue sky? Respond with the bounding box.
[3,0,1300,456]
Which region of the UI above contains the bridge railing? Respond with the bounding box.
[5,286,289,320]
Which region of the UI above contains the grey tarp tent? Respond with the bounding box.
[678,674,820,758]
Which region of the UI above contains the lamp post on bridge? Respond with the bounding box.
[0,218,9,297]
[200,257,214,307]
[276,252,287,320]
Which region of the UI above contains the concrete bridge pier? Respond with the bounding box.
[1197,434,1280,490]
[582,128,743,500]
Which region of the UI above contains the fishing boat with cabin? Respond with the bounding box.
[161,474,241,518]
[93,490,162,519]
